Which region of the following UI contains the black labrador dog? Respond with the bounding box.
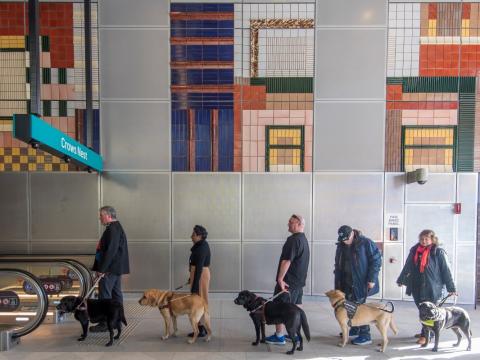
[234,290,310,355]
[419,301,472,352]
[56,296,127,346]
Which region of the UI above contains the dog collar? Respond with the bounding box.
[421,319,435,327]
[332,299,345,310]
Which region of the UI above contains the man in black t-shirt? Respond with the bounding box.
[265,214,310,346]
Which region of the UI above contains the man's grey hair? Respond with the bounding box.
[292,214,305,226]
[100,206,117,219]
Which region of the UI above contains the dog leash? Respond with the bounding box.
[75,273,105,310]
[438,293,457,307]
[174,282,189,291]
[249,289,288,314]
[158,294,193,310]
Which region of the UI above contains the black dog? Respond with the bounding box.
[419,301,472,352]
[234,290,310,355]
[56,296,127,346]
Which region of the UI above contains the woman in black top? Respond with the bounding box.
[188,225,211,337]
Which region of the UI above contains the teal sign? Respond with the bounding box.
[13,114,103,172]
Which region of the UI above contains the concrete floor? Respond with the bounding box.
[2,293,480,360]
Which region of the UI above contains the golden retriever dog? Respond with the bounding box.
[138,289,211,344]
[325,289,398,352]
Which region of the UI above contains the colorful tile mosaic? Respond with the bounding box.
[386,2,480,172]
[171,3,315,172]
[0,2,99,172]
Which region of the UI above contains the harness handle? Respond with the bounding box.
[249,289,288,314]
[75,273,105,310]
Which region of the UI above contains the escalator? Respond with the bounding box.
[0,257,94,351]
[0,259,90,321]
[0,269,48,350]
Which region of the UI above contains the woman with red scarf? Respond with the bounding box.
[397,229,457,345]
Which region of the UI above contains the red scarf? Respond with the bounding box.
[414,245,431,273]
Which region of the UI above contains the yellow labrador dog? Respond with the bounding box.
[325,289,398,352]
[138,289,211,344]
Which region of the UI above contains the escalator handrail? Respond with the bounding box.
[0,259,88,299]
[0,255,94,293]
[62,259,93,293]
[0,268,48,339]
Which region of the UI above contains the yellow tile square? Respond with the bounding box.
[12,163,20,171]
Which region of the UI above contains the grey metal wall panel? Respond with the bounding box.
[312,242,336,295]
[173,242,241,292]
[0,173,28,242]
[172,242,190,291]
[405,174,456,203]
[385,173,405,242]
[405,204,455,265]
[172,174,241,241]
[242,243,284,293]
[30,173,99,240]
[455,245,476,304]
[123,242,170,291]
[315,29,386,99]
[101,102,170,170]
[383,243,403,300]
[314,102,385,171]
[316,0,387,27]
[243,173,312,241]
[457,173,478,243]
[100,29,169,99]
[210,243,241,291]
[99,0,169,27]
[31,241,97,255]
[0,242,28,254]
[101,172,170,240]
[313,173,384,241]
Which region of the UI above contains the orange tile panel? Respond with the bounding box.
[170,12,233,20]
[387,85,403,101]
[429,3,437,19]
[170,37,233,45]
[463,3,471,19]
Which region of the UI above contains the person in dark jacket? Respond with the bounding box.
[334,225,382,346]
[188,225,211,338]
[397,229,457,345]
[90,205,130,332]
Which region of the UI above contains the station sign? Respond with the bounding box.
[13,113,103,172]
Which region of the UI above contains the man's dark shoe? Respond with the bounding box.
[188,325,207,338]
[89,323,108,332]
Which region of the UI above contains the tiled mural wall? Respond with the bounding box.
[0,1,99,171]
[386,2,480,173]
[170,3,314,172]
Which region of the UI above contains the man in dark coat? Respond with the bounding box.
[334,225,382,345]
[90,205,130,332]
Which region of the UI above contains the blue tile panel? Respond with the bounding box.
[172,110,189,171]
[171,109,234,172]
[218,109,233,171]
[195,109,212,171]
[171,45,233,61]
[171,3,233,13]
[170,3,234,172]
[171,25,234,38]
[171,69,234,85]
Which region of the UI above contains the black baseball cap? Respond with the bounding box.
[338,225,353,242]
